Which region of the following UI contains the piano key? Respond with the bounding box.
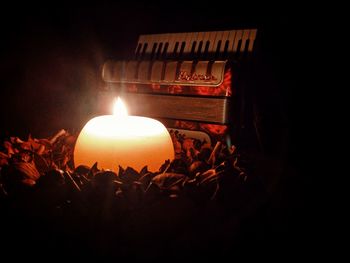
[207,31,218,53]
[195,32,206,54]
[167,33,179,55]
[184,32,195,54]
[232,30,243,53]
[227,30,237,53]
[152,33,162,44]
[135,35,146,54]
[213,31,224,54]
[158,34,168,56]
[144,34,156,54]
[175,32,187,53]
[220,30,231,53]
[240,30,250,53]
[136,29,257,58]
[183,32,194,54]
[248,29,257,52]
[202,31,211,54]
[150,42,158,58]
[190,32,199,54]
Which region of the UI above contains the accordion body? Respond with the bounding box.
[98,29,257,146]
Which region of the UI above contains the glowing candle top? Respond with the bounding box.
[74,97,174,172]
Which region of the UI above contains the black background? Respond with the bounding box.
[1,2,304,137]
[0,1,316,258]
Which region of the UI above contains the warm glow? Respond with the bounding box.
[74,97,174,172]
[113,97,128,117]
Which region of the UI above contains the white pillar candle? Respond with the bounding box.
[74,97,174,172]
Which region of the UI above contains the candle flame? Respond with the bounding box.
[113,97,128,117]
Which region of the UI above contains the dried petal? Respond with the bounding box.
[12,161,40,181]
[33,153,50,174]
[188,161,210,177]
[182,138,194,151]
[139,165,149,176]
[151,173,186,189]
[64,135,76,145]
[74,165,91,176]
[37,139,52,148]
[88,162,100,178]
[4,141,15,156]
[138,172,155,191]
[208,141,222,166]
[21,178,36,186]
[49,129,67,144]
[0,155,9,166]
[195,169,216,184]
[10,137,24,144]
[119,167,140,184]
[174,139,182,154]
[0,152,8,158]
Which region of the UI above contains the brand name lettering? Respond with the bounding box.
[177,71,217,81]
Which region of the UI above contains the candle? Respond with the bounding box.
[74,97,174,172]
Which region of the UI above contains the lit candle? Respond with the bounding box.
[74,97,174,172]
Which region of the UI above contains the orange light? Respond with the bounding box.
[74,97,174,172]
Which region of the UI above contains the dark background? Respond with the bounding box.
[0,2,304,138]
[0,1,316,258]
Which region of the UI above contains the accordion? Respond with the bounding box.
[98,29,258,147]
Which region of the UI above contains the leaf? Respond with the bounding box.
[64,171,81,192]
[21,178,36,186]
[0,128,250,202]
[10,137,24,144]
[170,131,182,154]
[119,166,140,184]
[64,135,76,146]
[195,169,216,184]
[138,172,155,190]
[0,155,9,166]
[74,165,91,176]
[27,137,44,152]
[33,152,50,174]
[88,162,100,178]
[13,161,40,181]
[19,141,32,151]
[174,140,182,154]
[159,159,171,173]
[182,138,194,151]
[208,141,222,166]
[4,141,15,156]
[151,173,186,189]
[188,161,210,177]
[49,129,67,144]
[118,165,125,177]
[93,171,117,184]
[0,152,8,158]
[139,165,149,176]
[37,139,52,148]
